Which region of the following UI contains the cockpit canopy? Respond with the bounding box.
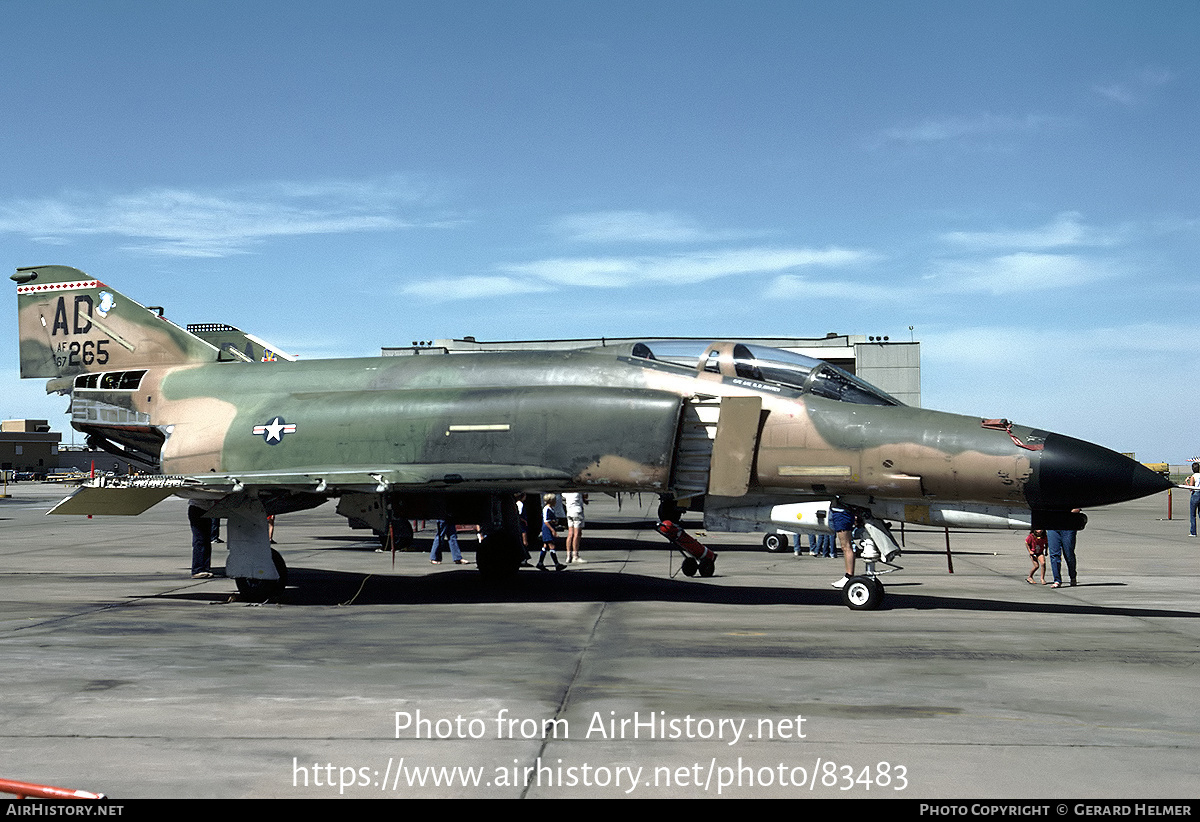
[630,340,902,407]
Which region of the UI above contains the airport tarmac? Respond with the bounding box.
[1,484,1197,799]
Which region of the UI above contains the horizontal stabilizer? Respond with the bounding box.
[48,485,177,516]
[186,323,296,363]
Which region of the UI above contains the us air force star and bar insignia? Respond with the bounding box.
[252,416,296,444]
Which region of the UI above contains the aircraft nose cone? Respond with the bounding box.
[1025,432,1172,510]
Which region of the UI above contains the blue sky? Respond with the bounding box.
[2,0,1196,461]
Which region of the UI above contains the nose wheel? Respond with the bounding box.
[841,575,886,610]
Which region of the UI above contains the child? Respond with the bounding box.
[538,493,565,571]
[1025,529,1047,585]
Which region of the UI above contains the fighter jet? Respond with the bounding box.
[12,265,1170,608]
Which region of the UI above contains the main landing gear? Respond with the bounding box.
[235,548,288,603]
[215,496,289,603]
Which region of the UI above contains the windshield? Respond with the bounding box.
[631,340,901,407]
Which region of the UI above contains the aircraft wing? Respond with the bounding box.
[48,463,575,516]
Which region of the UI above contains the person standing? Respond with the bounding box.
[562,492,587,563]
[1047,511,1081,588]
[188,499,215,579]
[802,531,834,557]
[1186,462,1200,538]
[538,494,565,571]
[829,500,857,589]
[515,493,532,565]
[429,520,467,565]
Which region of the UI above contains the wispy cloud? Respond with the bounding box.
[551,210,751,244]
[400,275,552,302]
[1093,67,1174,106]
[0,176,443,257]
[874,112,1057,147]
[765,273,898,302]
[926,211,1141,295]
[928,251,1115,294]
[502,247,875,289]
[940,212,1126,250]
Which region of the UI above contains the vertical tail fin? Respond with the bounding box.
[11,265,220,379]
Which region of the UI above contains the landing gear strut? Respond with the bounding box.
[218,495,288,603]
[840,515,903,610]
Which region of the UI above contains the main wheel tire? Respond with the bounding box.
[235,549,288,603]
[477,532,522,580]
[376,517,414,550]
[657,497,685,524]
[762,533,789,553]
[841,575,882,610]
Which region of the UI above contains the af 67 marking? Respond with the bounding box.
[56,339,110,368]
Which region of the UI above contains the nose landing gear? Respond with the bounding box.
[842,516,903,610]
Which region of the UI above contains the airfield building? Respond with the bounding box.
[0,419,61,475]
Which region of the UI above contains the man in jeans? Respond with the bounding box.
[1047,516,1080,588]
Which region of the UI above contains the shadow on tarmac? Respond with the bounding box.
[153,562,1200,620]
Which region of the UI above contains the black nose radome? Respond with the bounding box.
[1025,433,1172,510]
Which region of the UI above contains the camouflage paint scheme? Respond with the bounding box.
[12,265,1170,595]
